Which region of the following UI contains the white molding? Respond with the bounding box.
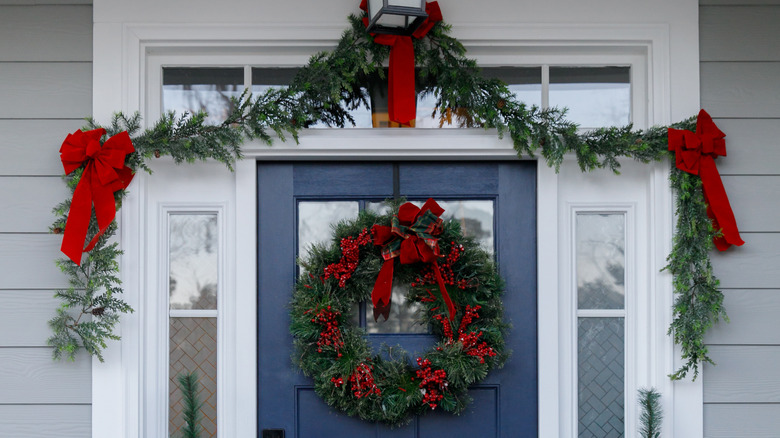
[89,17,701,438]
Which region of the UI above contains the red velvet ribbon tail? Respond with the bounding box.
[61,171,93,266]
[388,36,416,125]
[432,261,456,321]
[700,157,744,250]
[372,259,395,321]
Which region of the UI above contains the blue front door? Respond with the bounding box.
[258,162,537,437]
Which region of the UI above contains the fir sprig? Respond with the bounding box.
[176,372,204,438]
[48,8,726,381]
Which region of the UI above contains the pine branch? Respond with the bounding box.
[176,372,204,438]
[638,388,663,438]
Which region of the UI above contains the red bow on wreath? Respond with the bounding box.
[59,129,135,265]
[359,0,443,125]
[668,109,744,251]
[371,198,456,322]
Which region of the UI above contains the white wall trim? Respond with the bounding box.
[90,16,700,438]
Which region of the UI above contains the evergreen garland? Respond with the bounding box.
[47,8,725,381]
[290,205,507,425]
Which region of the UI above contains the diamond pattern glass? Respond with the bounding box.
[578,317,625,438]
[169,317,218,438]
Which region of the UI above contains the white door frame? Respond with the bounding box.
[90,21,703,438]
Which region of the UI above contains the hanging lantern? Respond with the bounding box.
[365,0,429,36]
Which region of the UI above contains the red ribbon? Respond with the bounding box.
[59,129,135,265]
[360,0,443,125]
[370,198,456,322]
[668,109,744,251]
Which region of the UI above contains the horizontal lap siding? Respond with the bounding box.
[700,2,780,436]
[0,3,92,435]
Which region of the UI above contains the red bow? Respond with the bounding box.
[668,109,744,251]
[59,129,135,265]
[371,199,456,322]
[360,0,443,125]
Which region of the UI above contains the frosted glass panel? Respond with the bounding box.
[576,213,625,310]
[298,201,360,258]
[549,67,630,128]
[169,214,218,310]
[169,317,217,438]
[366,284,428,334]
[578,317,624,438]
[163,67,244,125]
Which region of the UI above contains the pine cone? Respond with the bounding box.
[52,227,63,234]
[91,307,106,316]
[154,150,161,158]
[497,99,506,109]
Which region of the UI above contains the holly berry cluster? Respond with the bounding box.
[415,357,448,410]
[348,362,381,398]
[323,228,372,287]
[432,304,497,363]
[308,306,344,357]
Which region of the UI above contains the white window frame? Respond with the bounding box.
[91,22,703,438]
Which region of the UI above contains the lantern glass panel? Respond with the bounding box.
[377,13,407,28]
[368,0,384,21]
[391,0,424,8]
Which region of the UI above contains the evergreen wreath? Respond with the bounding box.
[47,3,732,381]
[290,199,507,425]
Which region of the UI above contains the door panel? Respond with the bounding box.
[258,162,537,437]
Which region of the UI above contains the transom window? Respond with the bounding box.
[161,65,631,129]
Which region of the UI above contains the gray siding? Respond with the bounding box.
[700,2,780,436]
[0,3,92,437]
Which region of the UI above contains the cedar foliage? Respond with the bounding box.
[47,8,724,381]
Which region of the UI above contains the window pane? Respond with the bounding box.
[578,317,624,438]
[163,67,244,125]
[170,317,217,438]
[252,67,372,128]
[549,66,630,128]
[576,213,625,310]
[415,67,542,128]
[298,201,360,259]
[365,284,428,334]
[169,214,218,310]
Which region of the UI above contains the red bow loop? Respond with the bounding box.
[370,198,455,322]
[59,129,135,265]
[668,109,744,251]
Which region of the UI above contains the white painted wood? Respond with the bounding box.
[95,1,701,436]
[706,290,780,345]
[704,404,780,437]
[0,5,91,62]
[0,63,91,119]
[0,119,84,176]
[0,405,91,438]
[234,157,257,438]
[0,348,90,403]
[0,290,61,346]
[704,346,780,402]
[700,6,780,61]
[0,177,68,232]
[711,233,780,289]
[719,176,780,232]
[701,62,780,118]
[0,234,68,289]
[714,118,780,176]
